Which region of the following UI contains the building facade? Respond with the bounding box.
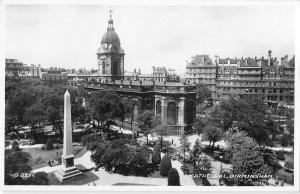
[5,59,27,78]
[185,55,217,100]
[71,12,197,135]
[42,72,68,87]
[185,51,295,107]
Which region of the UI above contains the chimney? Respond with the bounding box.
[215,55,220,64]
[134,68,136,74]
[285,55,288,60]
[268,50,272,66]
[138,68,141,75]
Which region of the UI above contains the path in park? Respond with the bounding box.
[33,150,196,186]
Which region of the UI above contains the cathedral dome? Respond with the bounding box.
[101,29,120,46]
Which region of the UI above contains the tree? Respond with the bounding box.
[230,135,267,185]
[152,143,161,165]
[5,150,49,185]
[41,94,64,137]
[194,117,208,134]
[87,90,125,136]
[190,138,202,169]
[28,171,49,185]
[6,88,39,129]
[11,141,20,151]
[180,134,191,165]
[209,97,276,146]
[153,121,168,151]
[203,124,222,149]
[224,131,249,160]
[160,154,172,176]
[69,88,86,124]
[193,156,212,180]
[136,110,160,145]
[284,161,294,170]
[195,83,212,105]
[23,102,45,141]
[90,138,153,176]
[168,168,180,186]
[279,134,290,151]
[284,108,294,149]
[46,138,54,150]
[5,150,32,185]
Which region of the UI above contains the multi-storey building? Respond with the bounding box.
[185,51,295,107]
[260,53,295,107]
[5,59,27,78]
[42,72,68,87]
[185,55,217,100]
[28,64,42,78]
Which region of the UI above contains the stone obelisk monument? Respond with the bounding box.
[55,90,82,182]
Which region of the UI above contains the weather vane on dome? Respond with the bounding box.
[109,8,113,19]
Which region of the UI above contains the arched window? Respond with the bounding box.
[156,100,161,115]
[167,102,177,125]
[102,61,105,75]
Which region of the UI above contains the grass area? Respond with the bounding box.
[47,164,99,185]
[23,145,86,170]
[284,152,293,163]
[276,168,294,185]
[193,177,203,186]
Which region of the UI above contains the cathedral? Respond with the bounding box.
[84,11,197,135]
[96,10,124,81]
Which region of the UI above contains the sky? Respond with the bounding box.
[6,5,295,74]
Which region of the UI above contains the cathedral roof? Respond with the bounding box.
[101,29,120,45]
[100,11,121,47]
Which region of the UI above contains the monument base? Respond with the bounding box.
[54,166,82,182]
[54,155,82,182]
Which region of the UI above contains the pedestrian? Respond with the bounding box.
[172,139,173,144]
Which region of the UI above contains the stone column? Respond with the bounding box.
[154,95,159,115]
[178,97,185,135]
[161,96,167,125]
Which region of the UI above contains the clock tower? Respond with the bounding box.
[97,9,125,81]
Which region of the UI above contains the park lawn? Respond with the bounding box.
[23,145,86,170]
[284,152,293,163]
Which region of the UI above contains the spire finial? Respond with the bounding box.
[109,8,113,19]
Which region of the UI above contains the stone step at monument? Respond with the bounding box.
[54,166,82,182]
